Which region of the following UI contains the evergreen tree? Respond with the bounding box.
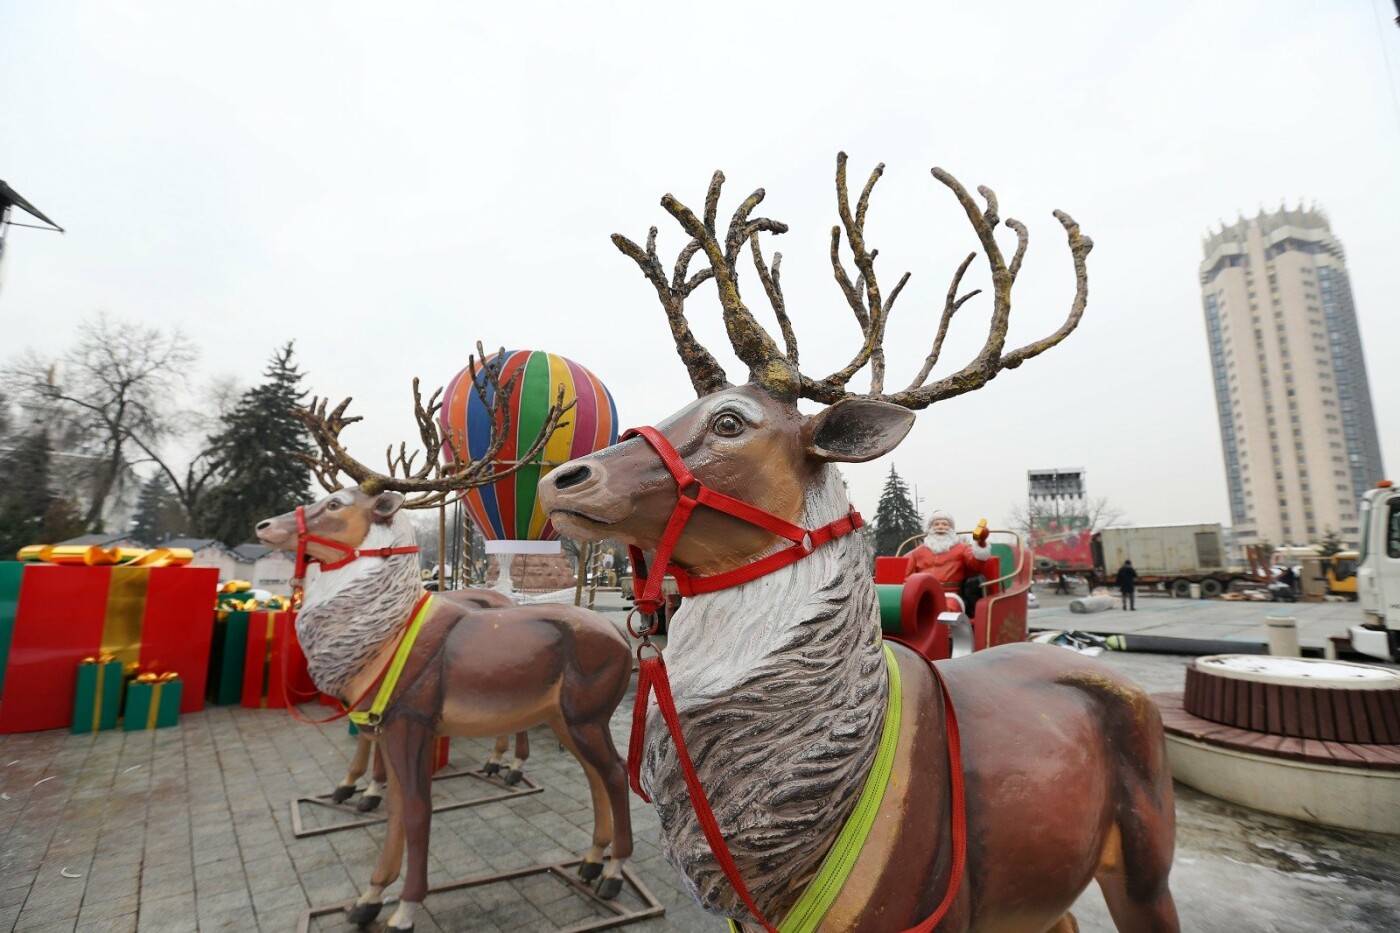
[196,344,313,545]
[131,474,187,545]
[872,465,924,556]
[0,431,60,556]
[1317,528,1345,558]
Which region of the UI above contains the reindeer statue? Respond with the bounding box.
[540,155,1178,932]
[258,353,634,932]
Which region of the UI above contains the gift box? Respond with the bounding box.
[71,656,123,734]
[207,610,251,705]
[240,610,316,709]
[0,562,218,733]
[0,562,21,697]
[123,673,182,730]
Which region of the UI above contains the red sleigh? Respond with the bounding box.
[873,530,1033,663]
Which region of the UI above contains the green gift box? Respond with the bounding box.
[206,610,249,705]
[72,656,123,734]
[123,674,182,730]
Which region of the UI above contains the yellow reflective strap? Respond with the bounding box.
[349,596,434,728]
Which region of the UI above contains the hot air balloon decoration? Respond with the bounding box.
[439,349,618,581]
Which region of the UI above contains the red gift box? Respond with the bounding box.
[240,610,316,709]
[0,565,218,733]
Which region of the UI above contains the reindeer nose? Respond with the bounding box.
[256,519,273,532]
[552,464,592,490]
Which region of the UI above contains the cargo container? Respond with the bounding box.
[1086,524,1243,597]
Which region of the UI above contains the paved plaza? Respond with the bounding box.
[0,594,1395,932]
[1029,587,1364,652]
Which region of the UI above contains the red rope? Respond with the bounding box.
[629,650,966,932]
[283,593,431,725]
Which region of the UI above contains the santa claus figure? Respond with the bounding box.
[904,510,991,614]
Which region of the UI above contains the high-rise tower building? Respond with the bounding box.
[1200,206,1384,550]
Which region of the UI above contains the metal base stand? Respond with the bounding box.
[290,767,543,838]
[297,860,664,933]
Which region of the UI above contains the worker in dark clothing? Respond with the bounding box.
[1054,570,1070,595]
[1116,560,1138,611]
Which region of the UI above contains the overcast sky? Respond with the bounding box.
[2,1,1398,536]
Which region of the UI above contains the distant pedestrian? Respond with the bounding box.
[1054,570,1070,595]
[1116,560,1138,611]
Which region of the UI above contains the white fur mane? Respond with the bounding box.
[295,511,423,698]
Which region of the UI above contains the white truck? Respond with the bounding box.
[1353,480,1400,662]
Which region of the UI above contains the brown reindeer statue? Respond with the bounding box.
[257,356,634,932]
[540,155,1178,932]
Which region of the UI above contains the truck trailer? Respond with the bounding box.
[1088,523,1242,597]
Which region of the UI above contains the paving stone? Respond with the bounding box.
[75,913,138,933]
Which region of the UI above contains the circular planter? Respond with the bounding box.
[1184,654,1400,744]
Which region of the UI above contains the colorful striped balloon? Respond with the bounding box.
[439,350,618,542]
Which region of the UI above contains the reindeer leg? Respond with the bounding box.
[349,753,403,926]
[553,718,631,899]
[356,740,386,812]
[1094,819,1180,932]
[484,733,509,775]
[383,720,435,932]
[504,730,529,785]
[333,734,372,804]
[1046,914,1080,932]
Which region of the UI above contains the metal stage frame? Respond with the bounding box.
[289,767,543,839]
[297,860,665,933]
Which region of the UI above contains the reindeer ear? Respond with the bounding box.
[805,399,915,463]
[372,491,406,522]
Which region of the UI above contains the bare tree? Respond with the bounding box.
[2,312,198,530]
[1005,495,1126,543]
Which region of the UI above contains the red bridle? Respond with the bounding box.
[619,425,864,616]
[292,505,420,584]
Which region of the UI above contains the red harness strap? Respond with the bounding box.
[283,592,432,725]
[620,423,965,931]
[619,426,863,615]
[293,506,420,583]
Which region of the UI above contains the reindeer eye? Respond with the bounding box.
[327,500,342,511]
[712,413,745,437]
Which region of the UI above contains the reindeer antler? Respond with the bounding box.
[614,152,1092,410]
[295,342,576,510]
[613,173,796,397]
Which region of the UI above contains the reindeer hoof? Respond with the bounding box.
[578,859,604,882]
[504,768,524,785]
[346,901,382,925]
[330,785,356,804]
[483,761,501,776]
[596,876,623,900]
[356,794,382,813]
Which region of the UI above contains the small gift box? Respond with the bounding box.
[207,610,250,705]
[123,672,182,730]
[71,655,123,734]
[240,611,314,709]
